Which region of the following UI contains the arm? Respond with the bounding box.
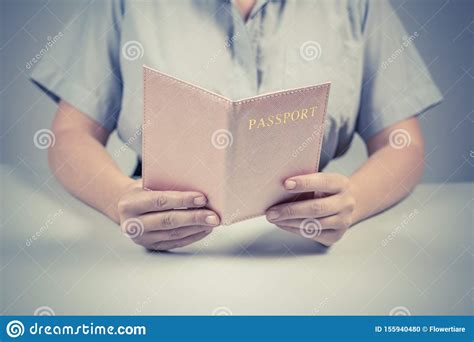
[350,117,424,223]
[266,117,424,246]
[49,101,133,223]
[49,100,220,250]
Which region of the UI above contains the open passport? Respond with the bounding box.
[142,65,330,225]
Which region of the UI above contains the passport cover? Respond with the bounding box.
[143,65,330,225]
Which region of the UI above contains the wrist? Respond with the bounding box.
[348,177,363,226]
[107,176,136,223]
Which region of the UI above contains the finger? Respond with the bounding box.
[149,229,213,251]
[266,195,343,221]
[276,225,344,246]
[273,215,350,230]
[119,190,208,216]
[284,173,349,194]
[138,225,214,245]
[140,209,220,231]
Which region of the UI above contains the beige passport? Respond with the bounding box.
[143,65,330,225]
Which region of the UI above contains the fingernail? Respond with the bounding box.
[267,210,280,220]
[193,196,207,206]
[285,180,296,189]
[205,215,219,225]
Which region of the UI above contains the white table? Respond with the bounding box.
[1,164,472,315]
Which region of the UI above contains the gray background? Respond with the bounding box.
[1,0,473,181]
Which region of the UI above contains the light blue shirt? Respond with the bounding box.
[31,0,442,170]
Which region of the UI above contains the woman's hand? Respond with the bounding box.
[265,173,355,246]
[117,179,220,251]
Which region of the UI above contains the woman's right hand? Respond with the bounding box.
[117,179,220,251]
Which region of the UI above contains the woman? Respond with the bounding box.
[31,0,442,250]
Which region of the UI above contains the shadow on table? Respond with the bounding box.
[150,228,328,258]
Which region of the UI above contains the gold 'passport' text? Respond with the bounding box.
[248,106,317,130]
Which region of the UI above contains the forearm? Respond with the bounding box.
[349,144,424,225]
[48,130,134,223]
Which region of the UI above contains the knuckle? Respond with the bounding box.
[303,177,312,189]
[334,229,346,241]
[311,201,325,214]
[117,197,132,214]
[284,205,295,217]
[155,194,168,210]
[192,211,202,225]
[345,197,356,211]
[176,193,186,208]
[318,175,329,190]
[168,228,183,239]
[342,176,350,189]
[342,217,352,229]
[133,234,146,245]
[316,237,333,247]
[333,216,350,230]
[161,213,175,227]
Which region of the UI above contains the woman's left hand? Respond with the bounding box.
[265,173,356,246]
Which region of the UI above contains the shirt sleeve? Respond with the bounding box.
[30,0,124,132]
[356,0,443,141]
